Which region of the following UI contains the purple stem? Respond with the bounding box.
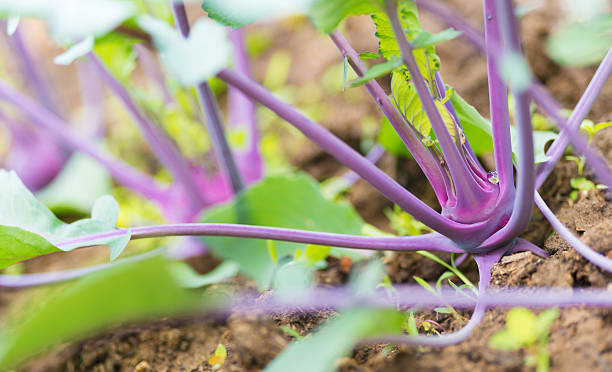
[227,28,263,183]
[480,0,535,249]
[342,144,385,187]
[0,248,164,288]
[133,44,174,104]
[8,28,62,116]
[482,0,515,198]
[330,31,450,205]
[535,192,612,273]
[56,223,463,253]
[170,1,245,194]
[216,68,494,245]
[88,53,207,211]
[384,0,495,216]
[535,47,612,188]
[77,59,105,138]
[0,80,169,202]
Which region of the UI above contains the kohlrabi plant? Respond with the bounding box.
[0,0,612,370]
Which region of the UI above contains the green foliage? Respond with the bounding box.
[411,29,462,49]
[0,171,130,268]
[547,15,612,67]
[0,255,207,369]
[171,260,240,288]
[489,307,559,372]
[202,0,311,29]
[349,56,402,87]
[449,92,494,155]
[309,0,379,33]
[0,0,136,41]
[94,32,138,83]
[580,119,612,143]
[199,174,364,287]
[265,309,404,372]
[138,15,230,86]
[36,152,112,216]
[385,205,428,236]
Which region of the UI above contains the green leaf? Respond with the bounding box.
[171,260,240,288]
[0,0,136,41]
[359,52,380,60]
[302,244,332,266]
[53,36,94,65]
[93,32,138,83]
[509,126,557,164]
[411,28,462,49]
[138,15,230,86]
[488,329,523,350]
[547,15,612,67]
[201,0,311,29]
[377,115,411,157]
[349,260,385,297]
[391,71,431,138]
[36,152,112,216]
[265,309,405,372]
[533,308,559,339]
[0,255,206,370]
[309,0,379,33]
[199,174,364,288]
[570,177,596,191]
[449,92,493,155]
[349,56,402,87]
[499,52,532,92]
[0,170,130,268]
[506,307,538,345]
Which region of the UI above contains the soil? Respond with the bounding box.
[5,1,612,371]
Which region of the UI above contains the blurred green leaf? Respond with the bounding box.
[0,170,130,268]
[547,15,612,67]
[265,308,404,372]
[171,260,240,288]
[199,174,364,288]
[411,28,462,49]
[94,32,138,83]
[0,255,206,369]
[309,0,379,33]
[37,152,112,216]
[201,0,311,29]
[138,15,230,86]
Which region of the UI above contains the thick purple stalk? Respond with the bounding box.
[330,31,450,204]
[0,80,169,202]
[227,28,263,184]
[384,0,497,220]
[480,0,536,249]
[535,47,612,188]
[483,0,515,198]
[88,53,207,210]
[8,28,62,116]
[170,1,245,194]
[217,68,496,245]
[535,192,612,273]
[133,44,174,104]
[56,223,463,253]
[342,144,385,187]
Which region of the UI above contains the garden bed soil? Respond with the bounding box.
[6,1,612,371]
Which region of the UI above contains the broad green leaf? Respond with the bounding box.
[449,92,493,155]
[349,56,402,87]
[199,174,364,287]
[265,309,405,372]
[509,126,557,164]
[0,0,136,41]
[377,116,411,157]
[506,307,538,345]
[36,152,112,216]
[547,15,612,67]
[391,71,431,138]
[309,0,379,33]
[171,260,240,288]
[533,308,559,338]
[138,15,230,86]
[53,36,94,65]
[0,170,130,267]
[489,329,523,350]
[201,0,311,29]
[0,255,206,369]
[411,28,462,49]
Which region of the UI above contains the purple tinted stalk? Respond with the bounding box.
[88,53,207,210]
[342,144,385,187]
[133,44,174,104]
[8,28,62,116]
[481,0,536,249]
[384,0,495,217]
[170,1,245,194]
[330,31,450,205]
[217,68,495,245]
[483,0,515,198]
[77,59,105,138]
[57,224,463,253]
[535,192,612,272]
[227,28,263,183]
[0,81,168,202]
[535,47,612,188]
[331,31,450,203]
